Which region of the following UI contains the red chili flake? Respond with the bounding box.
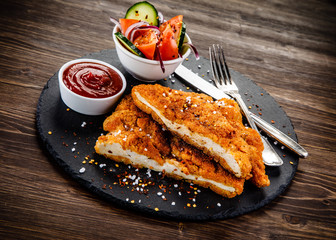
[271,120,275,124]
[102,184,107,189]
[258,112,262,116]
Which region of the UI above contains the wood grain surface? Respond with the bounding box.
[1,0,335,239]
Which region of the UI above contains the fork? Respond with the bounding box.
[209,44,283,166]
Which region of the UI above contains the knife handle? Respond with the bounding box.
[250,112,308,158]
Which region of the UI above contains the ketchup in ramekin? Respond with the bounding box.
[58,59,126,115]
[62,62,123,98]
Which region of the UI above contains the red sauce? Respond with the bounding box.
[63,62,123,98]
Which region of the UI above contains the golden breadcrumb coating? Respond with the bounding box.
[100,95,170,165]
[95,95,246,198]
[131,84,269,187]
[170,137,245,197]
[244,128,270,187]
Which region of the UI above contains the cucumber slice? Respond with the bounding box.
[125,1,159,26]
[177,22,186,51]
[115,32,146,58]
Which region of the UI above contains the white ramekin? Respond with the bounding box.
[58,58,126,115]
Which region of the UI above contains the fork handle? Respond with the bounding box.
[232,93,258,130]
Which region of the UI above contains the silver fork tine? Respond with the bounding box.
[214,44,225,85]
[213,44,227,85]
[218,45,232,84]
[209,46,221,89]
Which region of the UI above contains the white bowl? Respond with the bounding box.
[58,58,126,115]
[112,25,191,82]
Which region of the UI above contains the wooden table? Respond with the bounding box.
[1,0,335,239]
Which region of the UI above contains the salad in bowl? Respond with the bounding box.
[111,1,198,82]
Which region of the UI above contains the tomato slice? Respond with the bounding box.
[119,18,139,35]
[133,30,158,60]
[157,23,179,61]
[159,15,183,44]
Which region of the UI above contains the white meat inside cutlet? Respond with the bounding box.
[95,139,240,196]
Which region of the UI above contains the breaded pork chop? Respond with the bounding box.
[95,95,245,198]
[132,84,269,186]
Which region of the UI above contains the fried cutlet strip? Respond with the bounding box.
[98,95,170,167]
[94,95,245,198]
[243,128,270,187]
[216,99,269,187]
[170,137,244,197]
[131,84,267,183]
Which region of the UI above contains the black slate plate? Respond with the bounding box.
[36,49,298,221]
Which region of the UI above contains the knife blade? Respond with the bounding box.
[174,64,308,158]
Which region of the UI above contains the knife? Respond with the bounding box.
[174,65,308,158]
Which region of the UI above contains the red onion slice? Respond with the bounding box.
[129,28,145,43]
[158,11,164,25]
[139,25,160,31]
[182,43,200,60]
[109,17,121,30]
[156,45,165,73]
[125,21,149,40]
